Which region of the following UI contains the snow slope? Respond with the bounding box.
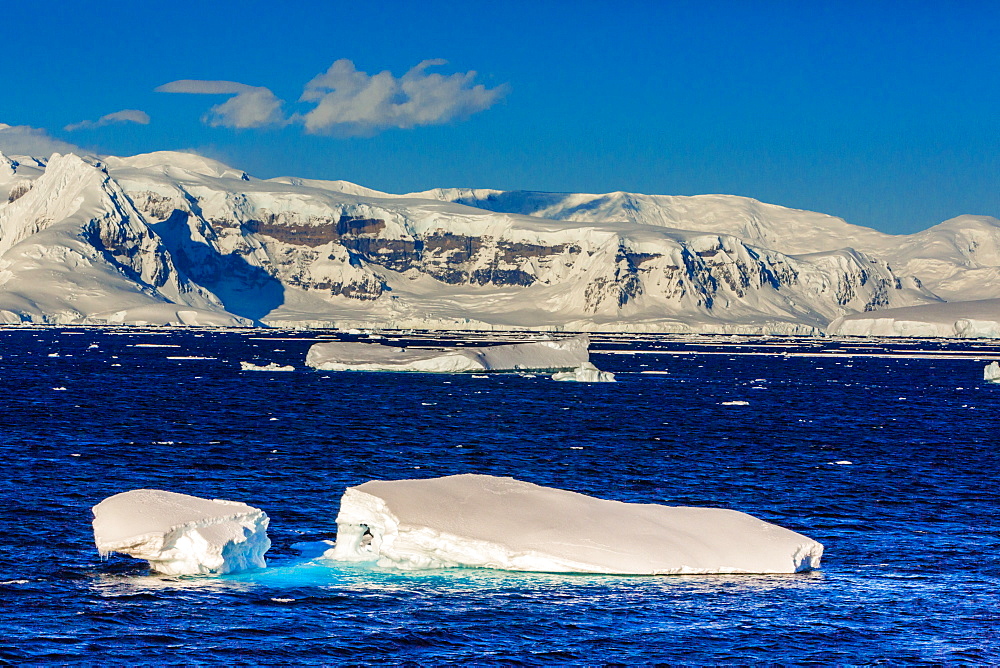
[829,298,1000,338]
[0,146,993,333]
[326,474,823,574]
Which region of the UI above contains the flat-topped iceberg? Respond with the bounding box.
[306,335,594,373]
[326,474,823,575]
[92,489,270,575]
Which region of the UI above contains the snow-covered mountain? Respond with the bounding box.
[0,148,995,334]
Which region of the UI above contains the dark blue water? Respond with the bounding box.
[2,328,998,663]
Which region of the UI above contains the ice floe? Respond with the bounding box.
[240,361,295,372]
[325,474,823,575]
[92,489,270,575]
[305,335,595,374]
[551,362,616,383]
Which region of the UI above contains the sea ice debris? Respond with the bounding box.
[325,474,824,575]
[92,489,270,575]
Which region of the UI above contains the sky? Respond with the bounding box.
[2,0,998,235]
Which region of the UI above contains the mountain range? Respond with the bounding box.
[1,148,998,336]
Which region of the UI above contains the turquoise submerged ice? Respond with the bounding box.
[305,335,600,374]
[327,474,823,575]
[92,490,271,575]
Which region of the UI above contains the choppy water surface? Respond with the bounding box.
[2,328,998,663]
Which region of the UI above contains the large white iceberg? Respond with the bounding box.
[305,335,594,373]
[92,489,270,575]
[985,361,1000,382]
[326,474,823,575]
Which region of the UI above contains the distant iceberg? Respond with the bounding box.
[305,335,596,374]
[325,474,823,575]
[92,490,270,575]
[551,362,616,383]
[240,361,295,372]
[985,361,1000,382]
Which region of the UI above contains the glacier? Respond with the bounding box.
[325,474,823,575]
[828,299,1000,339]
[305,334,597,373]
[92,489,270,575]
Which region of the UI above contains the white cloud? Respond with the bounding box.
[300,59,508,135]
[156,80,286,129]
[156,60,507,136]
[0,123,83,158]
[64,109,151,131]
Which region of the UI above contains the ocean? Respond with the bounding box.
[2,328,997,663]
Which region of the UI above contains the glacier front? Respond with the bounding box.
[305,335,595,373]
[326,474,823,575]
[92,489,270,575]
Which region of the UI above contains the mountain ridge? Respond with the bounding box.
[0,148,995,335]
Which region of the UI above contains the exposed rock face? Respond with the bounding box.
[0,150,953,331]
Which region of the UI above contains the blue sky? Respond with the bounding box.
[3,0,998,234]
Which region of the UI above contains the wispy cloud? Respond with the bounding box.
[155,80,285,129]
[64,109,151,132]
[0,123,83,157]
[300,59,508,135]
[156,59,507,136]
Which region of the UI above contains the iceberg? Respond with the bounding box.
[984,361,1000,382]
[92,489,270,575]
[551,362,616,383]
[240,361,295,372]
[305,335,593,374]
[326,474,823,575]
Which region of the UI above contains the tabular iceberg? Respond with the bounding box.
[985,361,1000,383]
[306,335,595,374]
[92,489,270,575]
[326,474,823,575]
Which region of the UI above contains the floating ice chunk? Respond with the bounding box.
[984,361,1000,383]
[325,474,823,575]
[240,361,295,372]
[551,362,615,383]
[306,335,591,373]
[92,489,270,575]
[720,400,749,406]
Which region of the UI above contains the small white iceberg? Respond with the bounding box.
[240,361,295,372]
[305,335,597,374]
[984,361,1000,383]
[92,489,270,575]
[551,362,616,383]
[325,474,823,575]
